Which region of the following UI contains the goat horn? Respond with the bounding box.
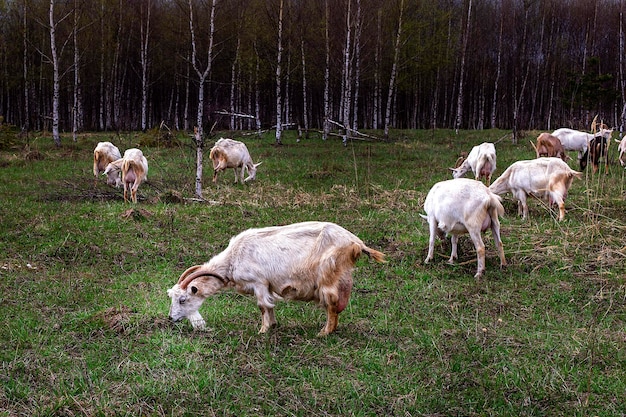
[177,264,202,284]
[179,265,226,290]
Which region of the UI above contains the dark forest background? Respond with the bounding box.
[0,0,624,138]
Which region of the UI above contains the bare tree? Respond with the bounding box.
[275,0,284,145]
[48,0,62,146]
[384,0,404,140]
[188,0,217,198]
[72,0,83,142]
[140,0,152,132]
[454,0,472,133]
[322,0,330,140]
[341,0,352,145]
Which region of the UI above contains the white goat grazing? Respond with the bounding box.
[104,148,148,203]
[615,137,626,167]
[209,138,261,184]
[167,221,386,336]
[489,157,581,221]
[93,142,121,185]
[551,128,613,170]
[420,178,506,279]
[450,142,497,185]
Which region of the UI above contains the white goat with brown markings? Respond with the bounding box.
[209,138,261,184]
[450,142,497,186]
[167,221,385,336]
[93,142,121,186]
[103,148,148,203]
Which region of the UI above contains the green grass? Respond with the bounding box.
[1,129,625,416]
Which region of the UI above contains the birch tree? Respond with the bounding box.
[384,0,404,140]
[140,0,152,132]
[275,0,284,145]
[322,0,330,140]
[454,0,472,133]
[341,0,353,145]
[188,0,216,198]
[72,0,83,141]
[48,0,61,146]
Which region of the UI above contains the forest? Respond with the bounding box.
[0,0,625,142]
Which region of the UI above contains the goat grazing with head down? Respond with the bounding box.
[103,148,148,203]
[489,157,581,221]
[421,178,506,279]
[167,221,386,336]
[450,142,497,186]
[209,138,261,184]
[93,142,121,186]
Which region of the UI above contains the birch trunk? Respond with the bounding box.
[454,0,472,133]
[72,0,83,141]
[189,0,216,198]
[230,37,240,130]
[322,0,330,140]
[140,0,151,132]
[384,0,404,140]
[49,0,61,146]
[490,4,503,129]
[341,0,352,145]
[22,0,30,132]
[275,0,284,145]
[254,46,261,134]
[351,0,362,133]
[301,39,309,138]
[373,9,381,130]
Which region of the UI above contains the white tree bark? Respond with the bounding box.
[455,0,472,133]
[230,37,240,130]
[351,0,362,134]
[301,39,309,138]
[341,0,352,145]
[72,0,83,141]
[140,0,152,132]
[322,0,330,140]
[49,0,61,146]
[384,0,404,139]
[188,0,217,198]
[22,0,30,132]
[275,0,284,145]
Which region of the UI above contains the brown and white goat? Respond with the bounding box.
[209,138,261,184]
[93,142,121,185]
[531,133,569,162]
[104,148,148,203]
[489,157,581,221]
[167,221,385,336]
[450,142,497,186]
[583,135,609,174]
[420,178,506,279]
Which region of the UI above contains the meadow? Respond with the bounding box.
[0,128,625,416]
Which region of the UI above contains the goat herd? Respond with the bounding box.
[91,128,624,336]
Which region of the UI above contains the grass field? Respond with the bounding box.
[0,128,625,416]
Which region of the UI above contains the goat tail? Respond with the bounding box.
[488,192,505,217]
[362,246,386,263]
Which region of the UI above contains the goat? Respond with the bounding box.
[530,133,569,162]
[167,221,386,336]
[104,148,148,203]
[209,138,261,184]
[551,128,613,170]
[615,137,626,167]
[489,157,582,221]
[450,142,497,186]
[420,178,506,279]
[583,135,609,174]
[93,142,121,185]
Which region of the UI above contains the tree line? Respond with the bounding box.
[0,0,624,144]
